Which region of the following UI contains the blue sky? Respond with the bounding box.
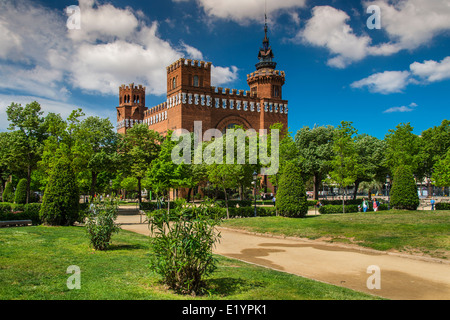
[0,0,449,139]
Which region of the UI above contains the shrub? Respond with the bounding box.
[0,203,41,224]
[14,178,28,204]
[276,162,308,218]
[147,199,221,295]
[389,165,420,210]
[85,197,120,250]
[436,203,450,210]
[2,182,14,203]
[40,157,80,226]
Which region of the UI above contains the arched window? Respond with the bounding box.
[193,75,199,87]
[173,77,176,89]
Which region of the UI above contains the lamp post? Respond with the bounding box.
[253,171,258,217]
[386,175,391,210]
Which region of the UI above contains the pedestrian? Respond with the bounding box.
[430,198,436,211]
[272,196,276,206]
[373,198,379,212]
[362,198,368,213]
[358,204,361,212]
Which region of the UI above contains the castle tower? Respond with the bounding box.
[247,19,285,101]
[167,58,212,96]
[116,83,147,134]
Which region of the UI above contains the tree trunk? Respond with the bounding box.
[187,187,192,203]
[26,164,32,204]
[223,186,229,219]
[342,187,346,214]
[90,171,98,199]
[137,177,142,206]
[313,174,320,200]
[353,180,360,200]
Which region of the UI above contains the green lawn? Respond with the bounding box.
[0,225,380,300]
[221,210,450,259]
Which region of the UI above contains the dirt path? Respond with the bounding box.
[116,214,450,300]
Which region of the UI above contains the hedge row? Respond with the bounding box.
[145,206,277,220]
[436,203,450,210]
[0,202,89,225]
[319,203,389,214]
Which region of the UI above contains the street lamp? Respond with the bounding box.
[386,175,391,210]
[253,171,258,217]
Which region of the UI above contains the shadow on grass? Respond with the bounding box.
[107,243,148,251]
[205,277,264,296]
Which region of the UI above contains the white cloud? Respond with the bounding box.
[409,56,450,82]
[351,70,411,94]
[0,0,238,103]
[193,0,307,25]
[211,65,239,86]
[298,6,401,68]
[383,102,418,113]
[364,0,450,50]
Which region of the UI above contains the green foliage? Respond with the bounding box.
[147,199,221,295]
[436,203,450,210]
[40,157,80,226]
[14,178,27,204]
[84,197,121,250]
[2,182,14,203]
[0,203,41,224]
[276,162,308,218]
[432,150,450,187]
[319,203,389,214]
[389,165,420,210]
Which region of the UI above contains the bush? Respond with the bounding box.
[436,203,450,210]
[85,197,120,250]
[40,157,80,226]
[276,162,308,218]
[2,182,14,203]
[147,199,221,295]
[14,178,28,204]
[389,165,420,210]
[319,203,389,214]
[0,203,41,224]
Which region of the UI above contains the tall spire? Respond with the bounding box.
[256,7,276,70]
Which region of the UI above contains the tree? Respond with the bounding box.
[385,123,424,178]
[432,150,450,187]
[6,102,47,204]
[389,165,420,210]
[353,134,388,199]
[295,125,334,200]
[14,178,28,204]
[276,162,308,218]
[40,157,80,226]
[119,124,162,205]
[327,121,359,213]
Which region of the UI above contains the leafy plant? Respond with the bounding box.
[147,199,221,295]
[84,196,120,250]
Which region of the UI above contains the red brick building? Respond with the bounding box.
[116,24,288,136]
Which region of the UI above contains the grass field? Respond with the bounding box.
[221,210,450,260]
[0,225,380,300]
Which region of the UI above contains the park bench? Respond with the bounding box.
[0,220,32,228]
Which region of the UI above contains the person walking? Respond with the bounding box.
[272,195,276,206]
[362,198,368,213]
[373,198,379,212]
[430,198,436,211]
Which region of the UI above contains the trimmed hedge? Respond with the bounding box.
[145,206,277,220]
[436,203,450,210]
[390,165,420,210]
[2,182,14,203]
[276,162,308,218]
[14,178,27,205]
[0,203,42,224]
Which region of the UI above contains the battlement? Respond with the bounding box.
[211,87,255,97]
[120,83,146,91]
[247,69,285,79]
[144,102,167,117]
[166,58,212,73]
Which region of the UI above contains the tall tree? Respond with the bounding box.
[295,125,334,200]
[385,122,424,179]
[432,149,450,188]
[6,102,47,203]
[120,124,162,205]
[421,119,450,178]
[327,121,359,213]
